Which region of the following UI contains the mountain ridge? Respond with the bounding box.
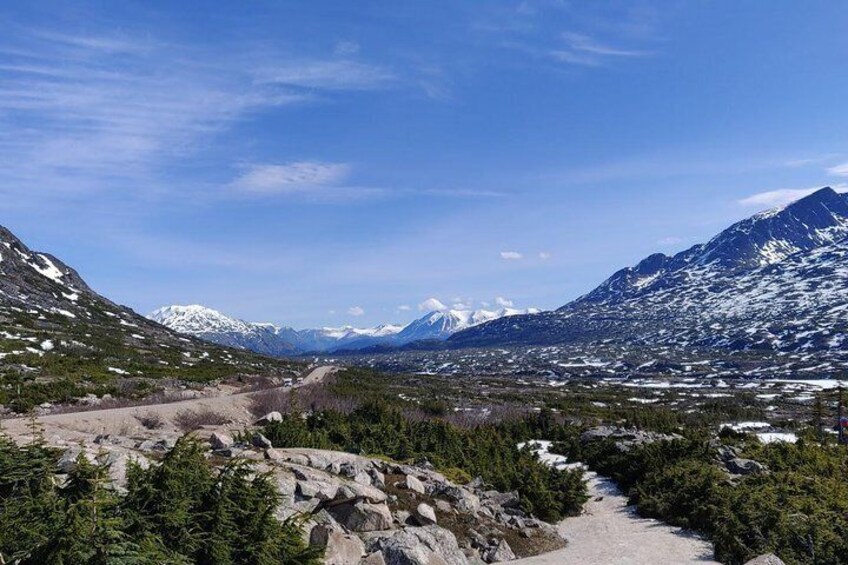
[149,303,540,354]
[449,187,848,352]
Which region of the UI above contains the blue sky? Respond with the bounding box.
[2,1,848,328]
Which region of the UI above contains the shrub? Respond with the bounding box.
[173,408,230,432]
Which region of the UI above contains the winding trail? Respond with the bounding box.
[515,471,719,565]
[1,365,337,443]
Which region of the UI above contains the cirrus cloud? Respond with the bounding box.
[233,161,351,194]
[500,251,523,260]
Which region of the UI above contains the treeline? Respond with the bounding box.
[261,402,588,522]
[558,434,848,565]
[0,434,321,565]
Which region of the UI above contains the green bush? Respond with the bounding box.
[262,401,588,522]
[0,435,321,565]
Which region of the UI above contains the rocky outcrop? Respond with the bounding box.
[40,437,563,564]
[580,426,682,452]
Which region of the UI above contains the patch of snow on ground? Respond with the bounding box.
[31,254,64,283]
[517,440,581,471]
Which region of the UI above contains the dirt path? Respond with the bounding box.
[515,471,719,565]
[0,365,337,444]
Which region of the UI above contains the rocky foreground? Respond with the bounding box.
[4,406,563,565]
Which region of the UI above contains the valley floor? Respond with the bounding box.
[515,471,719,565]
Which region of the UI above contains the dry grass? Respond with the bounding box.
[174,407,230,432]
[135,411,164,430]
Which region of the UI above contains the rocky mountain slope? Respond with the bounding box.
[150,303,539,354]
[450,187,848,352]
[0,225,299,412]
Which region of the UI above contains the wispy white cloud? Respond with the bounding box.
[495,296,514,307]
[500,250,523,260]
[254,60,394,91]
[347,305,365,316]
[783,154,839,168]
[538,251,551,260]
[418,297,447,311]
[0,28,393,201]
[397,304,412,311]
[233,161,351,194]
[551,32,650,66]
[737,184,848,208]
[827,162,848,176]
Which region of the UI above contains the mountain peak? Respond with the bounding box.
[579,186,848,305]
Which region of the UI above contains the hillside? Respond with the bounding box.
[0,226,300,412]
[450,187,848,352]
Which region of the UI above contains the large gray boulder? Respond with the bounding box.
[363,526,469,565]
[309,523,366,565]
[428,484,480,513]
[330,501,393,532]
[726,458,766,475]
[209,432,233,450]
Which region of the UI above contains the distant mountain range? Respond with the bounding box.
[450,187,848,352]
[149,304,540,354]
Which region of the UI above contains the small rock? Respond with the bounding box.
[402,474,426,494]
[251,432,273,449]
[209,432,233,450]
[255,411,283,425]
[369,469,386,489]
[414,503,438,526]
[435,500,454,514]
[265,448,284,460]
[214,447,243,458]
[360,552,386,565]
[483,539,516,563]
[393,510,412,526]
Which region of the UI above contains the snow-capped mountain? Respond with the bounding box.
[450,187,848,352]
[396,307,540,343]
[149,304,538,354]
